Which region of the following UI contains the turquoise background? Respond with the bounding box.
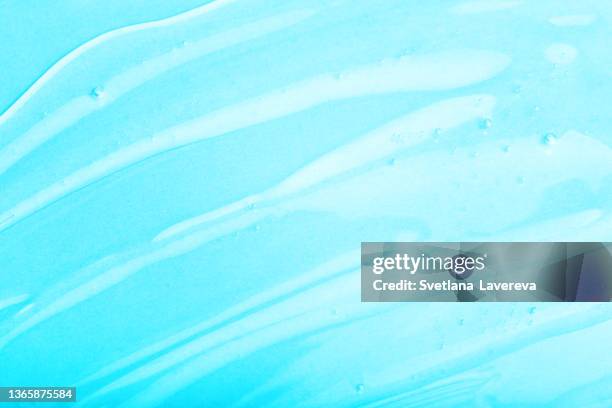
[0,0,611,406]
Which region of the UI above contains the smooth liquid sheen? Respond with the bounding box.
[0,0,611,407]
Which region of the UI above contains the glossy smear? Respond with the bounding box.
[0,0,611,407]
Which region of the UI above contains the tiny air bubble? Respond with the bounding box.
[479,118,492,130]
[91,86,105,99]
[542,133,557,145]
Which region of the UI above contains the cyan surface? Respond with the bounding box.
[0,0,611,406]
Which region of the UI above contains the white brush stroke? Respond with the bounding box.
[451,0,522,15]
[549,15,596,27]
[0,294,29,312]
[79,250,359,384]
[0,0,238,127]
[0,9,315,176]
[0,50,509,232]
[154,94,498,241]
